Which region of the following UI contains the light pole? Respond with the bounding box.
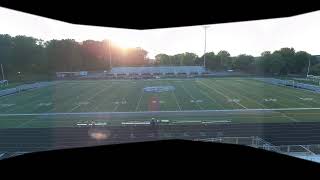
[306,56,311,78]
[17,71,21,82]
[203,26,209,69]
[109,40,112,70]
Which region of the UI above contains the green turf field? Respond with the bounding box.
[0,82,21,90]
[279,77,320,86]
[1,77,320,128]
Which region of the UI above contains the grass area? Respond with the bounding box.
[1,77,320,128]
[280,77,320,86]
[0,82,22,90]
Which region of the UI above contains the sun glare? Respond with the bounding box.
[112,38,138,49]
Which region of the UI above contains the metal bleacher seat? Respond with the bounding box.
[110,66,205,75]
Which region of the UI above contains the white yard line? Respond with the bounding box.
[87,87,110,102]
[45,83,86,112]
[278,112,299,122]
[0,93,18,99]
[16,118,36,128]
[209,80,250,109]
[90,85,117,112]
[113,97,125,112]
[180,84,203,110]
[69,104,82,112]
[7,82,80,113]
[198,89,225,109]
[166,80,182,111]
[4,88,56,113]
[226,82,267,108]
[275,89,314,108]
[197,80,247,109]
[171,91,182,111]
[236,103,247,109]
[69,85,112,112]
[135,90,144,111]
[254,79,318,107]
[239,81,292,108]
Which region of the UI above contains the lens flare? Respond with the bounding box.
[88,129,110,140]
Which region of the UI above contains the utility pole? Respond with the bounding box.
[203,26,208,69]
[306,56,311,78]
[109,40,112,70]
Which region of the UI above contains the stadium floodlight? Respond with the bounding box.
[203,26,209,69]
[306,56,311,78]
[109,40,112,69]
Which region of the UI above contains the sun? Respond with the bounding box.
[112,38,137,49]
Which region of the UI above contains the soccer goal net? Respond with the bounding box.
[0,80,8,86]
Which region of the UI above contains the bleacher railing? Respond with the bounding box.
[195,136,320,156]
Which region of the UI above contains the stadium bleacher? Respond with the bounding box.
[110,66,206,75]
[54,66,208,80]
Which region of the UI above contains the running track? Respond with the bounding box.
[0,122,320,154]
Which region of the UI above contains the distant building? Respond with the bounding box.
[109,66,206,76]
[56,71,88,78]
[313,55,320,62]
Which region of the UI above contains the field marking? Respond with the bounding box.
[166,80,182,111]
[171,89,182,111]
[69,85,112,112]
[0,92,19,99]
[8,82,84,113]
[241,80,305,108]
[197,88,223,108]
[278,112,299,122]
[15,118,37,128]
[113,97,125,112]
[252,79,317,107]
[0,104,16,107]
[197,80,247,109]
[69,104,82,112]
[299,97,313,101]
[135,90,143,111]
[212,79,267,108]
[38,102,52,106]
[91,84,135,112]
[3,86,61,113]
[180,84,203,110]
[2,107,320,116]
[220,80,268,108]
[275,88,315,108]
[42,83,88,112]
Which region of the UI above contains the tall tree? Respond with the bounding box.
[202,52,221,70]
[0,34,13,78]
[181,52,198,66]
[217,50,232,69]
[155,54,171,65]
[233,54,254,72]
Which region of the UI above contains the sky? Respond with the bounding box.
[0,7,320,58]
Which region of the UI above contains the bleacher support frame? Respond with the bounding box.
[195,136,320,158]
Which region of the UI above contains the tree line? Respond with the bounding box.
[155,48,319,76]
[1,34,320,82]
[0,34,148,81]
